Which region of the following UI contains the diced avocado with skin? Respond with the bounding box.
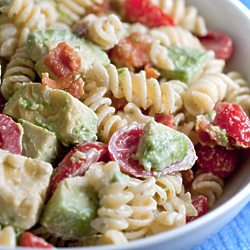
[134,121,190,172]
[3,83,98,146]
[157,45,208,84]
[19,119,60,163]
[41,176,98,239]
[0,149,53,230]
[27,29,110,79]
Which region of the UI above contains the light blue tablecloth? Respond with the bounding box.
[194,1,250,249]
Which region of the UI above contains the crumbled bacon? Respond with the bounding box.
[109,32,152,68]
[180,168,194,189]
[85,1,111,16]
[42,72,84,99]
[144,63,160,79]
[43,42,81,78]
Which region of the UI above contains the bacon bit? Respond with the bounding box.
[43,42,81,78]
[85,2,111,16]
[109,32,152,68]
[42,72,84,99]
[110,96,128,112]
[144,63,160,79]
[180,168,194,189]
[72,22,89,38]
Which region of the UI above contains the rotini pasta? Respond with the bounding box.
[190,170,224,209]
[183,73,238,117]
[1,28,36,100]
[0,226,16,247]
[84,13,124,50]
[150,0,207,36]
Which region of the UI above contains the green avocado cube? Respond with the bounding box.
[19,119,60,163]
[40,176,98,239]
[27,29,110,78]
[134,121,189,172]
[3,83,98,146]
[157,45,208,84]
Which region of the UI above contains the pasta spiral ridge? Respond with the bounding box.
[183,73,237,117]
[190,170,224,209]
[55,0,103,25]
[1,0,46,31]
[82,85,128,142]
[0,23,19,59]
[86,162,134,235]
[1,28,36,100]
[150,0,207,36]
[0,226,16,247]
[86,62,187,115]
[124,177,157,240]
[225,71,250,117]
[85,13,124,50]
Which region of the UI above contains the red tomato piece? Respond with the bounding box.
[155,114,174,128]
[186,195,207,223]
[50,142,108,194]
[20,232,55,248]
[0,114,22,154]
[108,124,197,178]
[124,0,176,28]
[43,42,81,78]
[197,30,233,60]
[196,144,240,179]
[109,32,152,68]
[212,102,250,147]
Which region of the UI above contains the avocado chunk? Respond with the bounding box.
[134,121,190,172]
[40,176,98,239]
[19,119,60,163]
[0,149,53,230]
[157,45,208,84]
[3,83,98,146]
[27,29,110,78]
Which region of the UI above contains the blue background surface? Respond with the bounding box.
[194,1,250,249]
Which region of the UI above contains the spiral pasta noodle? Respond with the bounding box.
[0,226,16,247]
[183,73,237,117]
[225,71,250,117]
[86,62,187,115]
[82,86,128,142]
[55,0,103,25]
[202,50,225,75]
[85,13,124,50]
[0,23,19,59]
[150,0,207,36]
[190,170,224,209]
[124,177,157,240]
[86,162,134,235]
[1,28,36,100]
[1,0,46,31]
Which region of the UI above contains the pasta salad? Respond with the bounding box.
[0,0,249,248]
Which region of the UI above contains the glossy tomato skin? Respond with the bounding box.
[155,114,174,128]
[212,102,250,147]
[20,232,55,248]
[108,124,197,178]
[50,141,108,194]
[196,144,240,179]
[186,195,207,223]
[0,114,22,154]
[197,30,233,60]
[124,0,176,28]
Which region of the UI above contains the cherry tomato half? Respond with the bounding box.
[108,124,197,178]
[124,0,176,28]
[0,114,22,154]
[197,30,233,60]
[186,195,207,223]
[50,141,108,194]
[20,232,55,249]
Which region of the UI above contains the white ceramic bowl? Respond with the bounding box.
[3,0,250,249]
